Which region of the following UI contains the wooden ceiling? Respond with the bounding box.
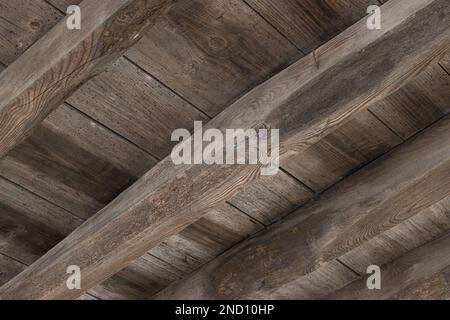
[0,0,449,300]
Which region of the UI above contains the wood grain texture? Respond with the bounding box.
[338,196,450,275]
[88,202,263,299]
[2,0,448,299]
[147,203,263,275]
[0,176,83,265]
[0,0,174,159]
[0,0,62,65]
[282,110,402,192]
[244,0,380,53]
[393,266,450,300]
[156,114,450,299]
[441,52,450,73]
[229,171,313,225]
[370,62,450,139]
[328,232,450,300]
[0,254,27,287]
[0,104,157,219]
[126,0,301,117]
[67,57,209,159]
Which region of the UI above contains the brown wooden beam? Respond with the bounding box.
[1,0,449,299]
[156,116,450,299]
[326,229,450,300]
[0,0,173,159]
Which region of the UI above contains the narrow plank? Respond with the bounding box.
[244,0,380,53]
[0,0,174,159]
[0,104,157,219]
[282,110,402,192]
[338,196,450,274]
[0,177,83,264]
[0,0,62,65]
[229,171,313,225]
[156,114,450,299]
[327,233,450,300]
[67,57,209,159]
[2,0,448,299]
[89,203,263,299]
[370,62,450,139]
[126,0,301,117]
[0,254,27,287]
[148,203,263,275]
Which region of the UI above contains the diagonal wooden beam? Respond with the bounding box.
[326,230,450,300]
[0,0,173,159]
[156,115,450,300]
[1,0,449,299]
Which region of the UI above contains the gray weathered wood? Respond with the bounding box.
[1,0,449,299]
[0,0,174,159]
[156,115,450,299]
[244,0,380,53]
[327,230,450,300]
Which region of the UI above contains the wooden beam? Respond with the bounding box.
[156,115,450,299]
[326,230,450,300]
[0,0,173,159]
[1,0,449,299]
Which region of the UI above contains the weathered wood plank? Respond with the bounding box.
[126,0,302,117]
[0,177,83,264]
[338,196,450,275]
[370,62,450,139]
[0,0,62,66]
[229,171,313,225]
[156,114,450,299]
[67,57,209,159]
[0,104,157,218]
[2,0,448,299]
[148,203,263,275]
[441,53,450,72]
[282,110,402,192]
[327,232,450,300]
[244,0,380,53]
[0,0,173,159]
[393,266,450,300]
[0,254,27,287]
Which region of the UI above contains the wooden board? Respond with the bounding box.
[0,104,157,219]
[0,0,62,66]
[0,0,173,159]
[243,0,381,53]
[282,110,402,192]
[328,232,450,300]
[393,266,450,300]
[229,171,313,225]
[88,202,263,299]
[2,0,449,299]
[126,0,302,117]
[339,195,450,273]
[0,254,27,287]
[370,62,450,139]
[441,53,450,73]
[147,203,263,275]
[67,57,209,159]
[0,177,83,264]
[156,114,450,299]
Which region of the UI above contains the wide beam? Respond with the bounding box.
[1,0,449,299]
[156,115,450,299]
[0,0,173,159]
